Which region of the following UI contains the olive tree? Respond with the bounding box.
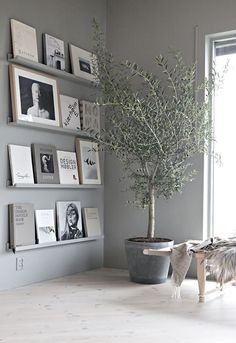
[91,22,216,239]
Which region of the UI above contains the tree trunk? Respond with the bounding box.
[147,183,155,238]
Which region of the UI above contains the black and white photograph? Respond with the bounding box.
[43,33,65,71]
[9,64,60,126]
[40,153,54,174]
[56,201,83,240]
[75,139,101,184]
[69,44,97,82]
[79,57,91,74]
[32,144,59,184]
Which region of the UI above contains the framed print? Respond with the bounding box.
[75,139,101,184]
[56,201,83,240]
[43,33,65,71]
[32,144,59,184]
[9,64,61,126]
[69,44,97,82]
[10,19,38,62]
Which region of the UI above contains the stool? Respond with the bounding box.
[143,247,207,303]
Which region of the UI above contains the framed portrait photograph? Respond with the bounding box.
[9,64,61,126]
[69,44,97,82]
[75,139,101,184]
[56,201,83,241]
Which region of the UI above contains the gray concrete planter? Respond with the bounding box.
[125,238,174,284]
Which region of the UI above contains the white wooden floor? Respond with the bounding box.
[0,268,236,343]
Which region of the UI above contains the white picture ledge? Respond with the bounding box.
[7,235,104,253]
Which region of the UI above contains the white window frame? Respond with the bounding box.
[203,30,236,239]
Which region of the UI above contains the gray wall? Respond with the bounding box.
[0,0,106,290]
[2,0,236,289]
[104,0,236,271]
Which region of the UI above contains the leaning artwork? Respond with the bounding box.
[9,64,60,126]
[75,139,101,184]
[56,201,83,240]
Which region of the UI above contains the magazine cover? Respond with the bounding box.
[57,150,79,184]
[56,201,83,240]
[32,144,59,184]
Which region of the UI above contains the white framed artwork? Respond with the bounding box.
[9,64,61,127]
[69,44,97,82]
[75,139,101,185]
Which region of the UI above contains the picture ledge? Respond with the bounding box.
[7,235,104,253]
[7,118,90,137]
[6,181,103,189]
[7,54,97,87]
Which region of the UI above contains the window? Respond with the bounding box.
[205,33,236,238]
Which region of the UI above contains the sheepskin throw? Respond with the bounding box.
[191,237,236,284]
[170,242,193,299]
[170,242,193,287]
[204,239,236,284]
[170,237,236,291]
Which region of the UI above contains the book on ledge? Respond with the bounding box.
[9,203,35,249]
[82,208,101,237]
[8,144,34,185]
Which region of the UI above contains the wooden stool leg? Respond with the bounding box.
[195,252,206,303]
